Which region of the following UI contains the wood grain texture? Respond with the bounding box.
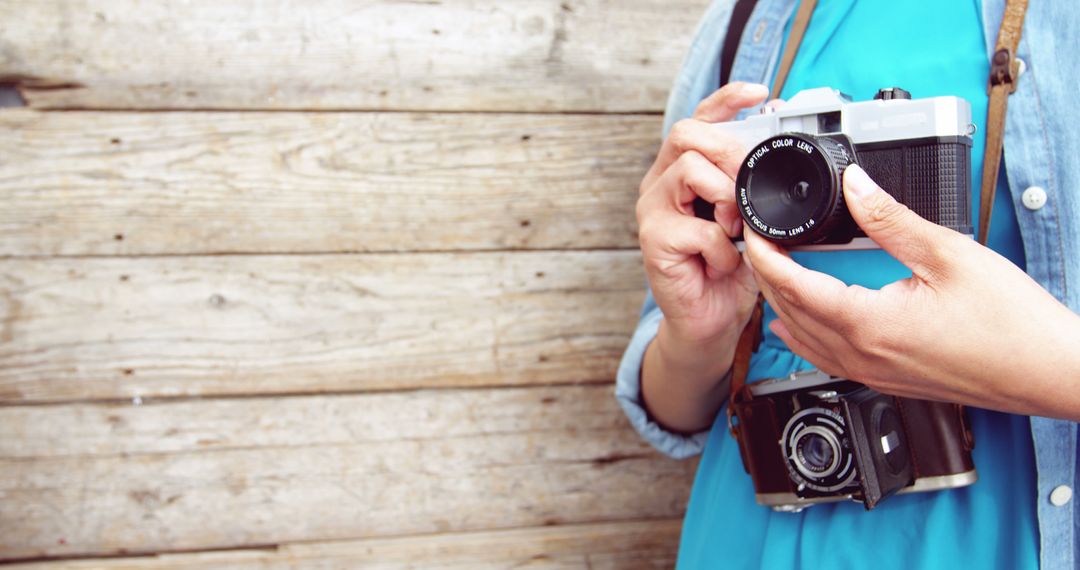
[0,251,646,403]
[2,520,681,569]
[0,0,709,112]
[0,110,653,256]
[0,385,694,560]
[8,521,682,569]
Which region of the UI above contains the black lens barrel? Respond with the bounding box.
[736,133,856,246]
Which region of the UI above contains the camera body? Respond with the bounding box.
[695,87,975,249]
[730,369,977,512]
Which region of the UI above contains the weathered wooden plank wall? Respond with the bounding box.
[0,386,695,559]
[0,111,651,256]
[0,0,713,566]
[0,1,701,112]
[0,252,643,402]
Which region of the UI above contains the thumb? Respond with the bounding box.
[843,164,955,280]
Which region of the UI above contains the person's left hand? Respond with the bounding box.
[743,164,1080,420]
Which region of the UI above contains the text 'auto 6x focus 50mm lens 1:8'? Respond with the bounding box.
[735,133,857,246]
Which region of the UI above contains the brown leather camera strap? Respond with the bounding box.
[727,1,816,430]
[727,0,1028,434]
[978,0,1029,245]
[770,0,817,101]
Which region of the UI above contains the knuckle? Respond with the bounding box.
[680,161,714,196]
[707,141,738,165]
[634,195,651,224]
[774,278,801,305]
[676,149,708,170]
[864,196,910,232]
[692,97,714,118]
[718,81,748,103]
[719,246,741,272]
[666,119,697,151]
[712,222,730,243]
[702,222,724,245]
[636,219,657,251]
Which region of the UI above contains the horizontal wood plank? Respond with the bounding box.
[0,0,709,112]
[0,385,694,560]
[0,110,653,256]
[0,251,646,403]
[1,520,681,569]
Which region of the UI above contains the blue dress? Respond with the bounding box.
[677,1,1039,567]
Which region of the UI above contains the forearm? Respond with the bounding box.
[641,319,740,433]
[997,304,1080,422]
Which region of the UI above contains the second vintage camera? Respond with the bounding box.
[694,87,975,249]
[730,369,977,511]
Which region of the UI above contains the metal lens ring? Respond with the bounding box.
[792,426,841,478]
[780,407,857,493]
[735,133,853,245]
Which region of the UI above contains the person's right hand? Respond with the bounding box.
[636,82,769,371]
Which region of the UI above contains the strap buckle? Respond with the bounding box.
[989,48,1021,94]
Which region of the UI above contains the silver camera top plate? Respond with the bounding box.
[714,87,973,151]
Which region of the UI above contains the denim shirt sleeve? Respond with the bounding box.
[614,291,714,459]
[614,0,741,460]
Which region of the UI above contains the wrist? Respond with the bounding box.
[639,318,742,434]
[654,319,740,388]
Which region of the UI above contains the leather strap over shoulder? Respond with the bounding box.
[978,0,1029,245]
[770,0,817,101]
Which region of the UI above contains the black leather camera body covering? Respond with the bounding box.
[730,370,976,511]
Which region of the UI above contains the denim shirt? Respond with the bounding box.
[614,1,1080,568]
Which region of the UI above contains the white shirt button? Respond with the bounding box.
[752,21,768,43]
[1015,58,1027,80]
[1050,485,1073,507]
[1021,186,1047,211]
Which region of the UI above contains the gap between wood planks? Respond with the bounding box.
[0,246,640,262]
[0,377,616,409]
[0,518,683,567]
[3,105,665,116]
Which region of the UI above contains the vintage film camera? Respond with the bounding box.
[694,87,975,249]
[730,369,977,511]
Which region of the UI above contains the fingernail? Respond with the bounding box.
[845,165,876,198]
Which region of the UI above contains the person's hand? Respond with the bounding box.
[637,82,769,373]
[635,82,773,433]
[744,164,1080,420]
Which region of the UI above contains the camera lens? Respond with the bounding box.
[781,407,857,493]
[797,432,836,473]
[792,426,841,478]
[735,133,855,245]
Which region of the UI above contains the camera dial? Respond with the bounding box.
[735,133,856,246]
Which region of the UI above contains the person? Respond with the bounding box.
[616,1,1080,568]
